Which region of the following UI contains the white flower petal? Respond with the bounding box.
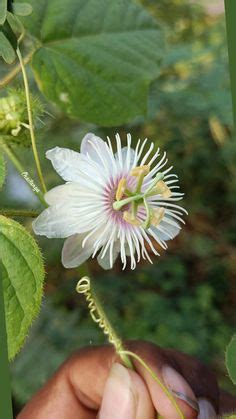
[44,182,92,206]
[140,141,154,166]
[97,240,120,270]
[32,204,82,238]
[46,146,105,185]
[114,133,135,171]
[115,146,135,171]
[81,132,113,172]
[62,233,94,268]
[125,230,137,269]
[151,218,181,241]
[46,147,82,181]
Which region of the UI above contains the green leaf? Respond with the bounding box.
[13,3,33,16]
[0,153,6,188]
[0,0,7,25]
[19,0,165,126]
[0,17,18,63]
[0,32,16,64]
[226,335,236,385]
[7,12,25,38]
[0,216,44,360]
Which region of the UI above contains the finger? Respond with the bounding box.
[126,341,200,419]
[219,390,236,416]
[66,342,218,418]
[163,346,219,410]
[137,361,198,418]
[68,346,194,418]
[18,341,220,419]
[17,364,97,419]
[98,362,155,419]
[198,398,217,418]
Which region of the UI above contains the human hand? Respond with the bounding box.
[17,341,236,419]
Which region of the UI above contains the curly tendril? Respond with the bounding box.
[76,276,185,419]
[76,276,123,353]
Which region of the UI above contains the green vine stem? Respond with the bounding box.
[76,276,184,418]
[0,209,39,218]
[0,142,46,206]
[0,49,35,89]
[120,351,185,419]
[16,46,47,194]
[0,142,24,173]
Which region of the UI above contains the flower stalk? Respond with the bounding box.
[16,47,47,194]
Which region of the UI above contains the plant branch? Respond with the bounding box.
[16,46,47,194]
[0,49,35,89]
[0,209,39,218]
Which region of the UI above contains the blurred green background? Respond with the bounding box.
[1,0,235,412]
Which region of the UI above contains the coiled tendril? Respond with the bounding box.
[76,276,185,419]
[76,276,123,353]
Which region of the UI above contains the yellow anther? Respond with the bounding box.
[130,165,150,177]
[123,211,142,226]
[151,207,165,227]
[116,178,127,201]
[155,180,171,198]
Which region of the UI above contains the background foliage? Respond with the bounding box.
[0,0,235,412]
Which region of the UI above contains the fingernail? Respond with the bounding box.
[162,365,199,412]
[98,362,136,419]
[198,398,217,418]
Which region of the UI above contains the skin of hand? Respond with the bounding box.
[17,341,236,419]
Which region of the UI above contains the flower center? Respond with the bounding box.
[113,165,171,228]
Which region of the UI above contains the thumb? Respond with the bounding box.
[98,362,155,419]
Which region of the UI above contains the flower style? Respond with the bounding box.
[33,133,187,270]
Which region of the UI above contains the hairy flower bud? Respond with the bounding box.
[0,89,44,147]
